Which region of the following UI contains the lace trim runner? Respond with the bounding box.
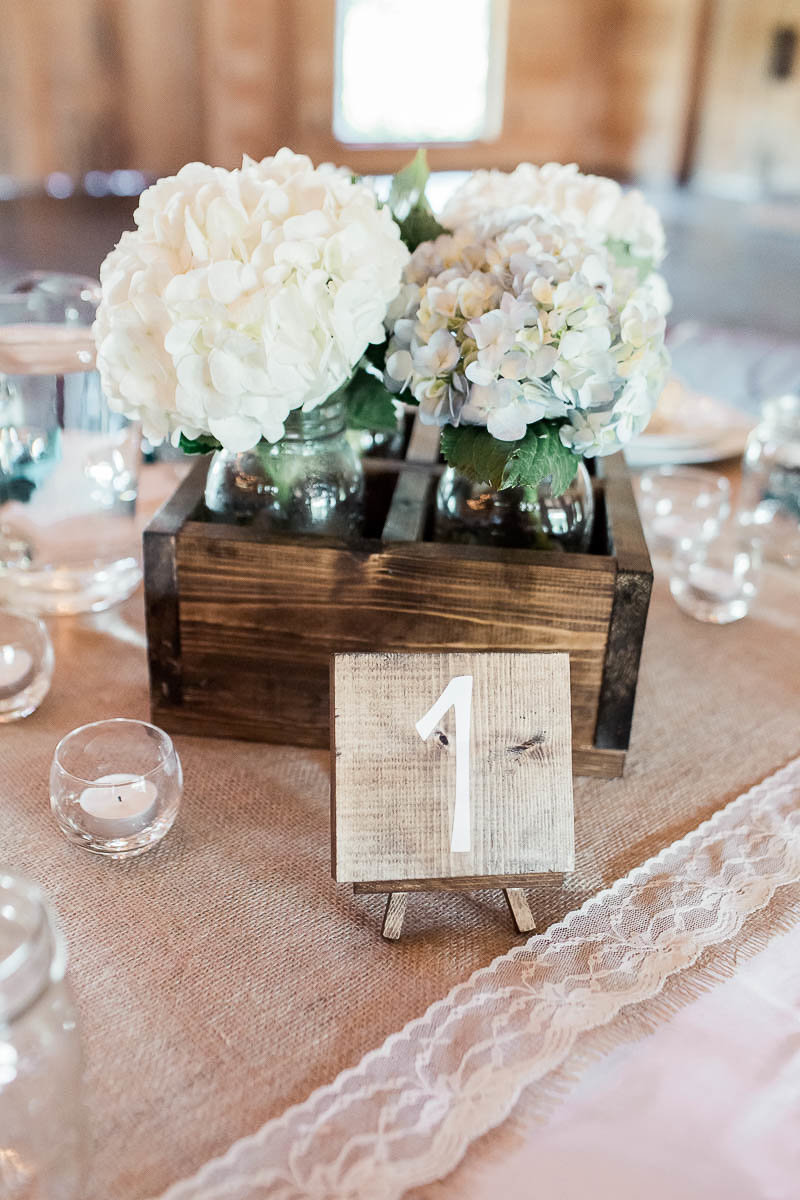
[157,757,800,1200]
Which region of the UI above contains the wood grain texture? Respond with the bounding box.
[504,887,536,933]
[593,454,653,752]
[353,874,564,893]
[381,893,408,941]
[176,528,614,749]
[331,651,574,884]
[145,443,650,778]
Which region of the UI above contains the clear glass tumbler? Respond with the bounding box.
[0,607,54,722]
[0,274,141,614]
[50,718,183,857]
[636,465,731,556]
[740,393,800,568]
[0,870,86,1199]
[670,519,762,624]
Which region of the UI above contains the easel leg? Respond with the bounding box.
[504,888,535,934]
[381,892,408,941]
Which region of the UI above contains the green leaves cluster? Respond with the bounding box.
[440,422,580,496]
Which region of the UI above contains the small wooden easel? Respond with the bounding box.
[354,875,553,940]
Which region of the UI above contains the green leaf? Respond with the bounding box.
[500,424,579,496]
[441,421,580,496]
[342,368,398,432]
[388,148,431,218]
[388,148,446,252]
[363,337,389,373]
[178,432,223,455]
[440,425,517,491]
[397,204,446,253]
[605,237,655,282]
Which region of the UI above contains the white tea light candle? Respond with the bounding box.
[0,645,35,700]
[0,612,52,722]
[77,774,158,838]
[51,719,182,857]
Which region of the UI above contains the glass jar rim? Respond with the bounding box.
[0,871,66,1023]
[638,464,731,492]
[53,717,176,787]
[760,392,800,428]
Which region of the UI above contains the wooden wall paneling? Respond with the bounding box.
[692,0,800,196]
[1,0,57,181]
[282,0,703,180]
[112,0,204,174]
[199,0,294,166]
[0,0,712,184]
[604,0,705,182]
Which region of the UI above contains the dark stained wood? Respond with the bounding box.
[593,453,653,752]
[143,425,652,778]
[354,874,565,893]
[143,464,208,710]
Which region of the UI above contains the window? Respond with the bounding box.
[333,0,507,145]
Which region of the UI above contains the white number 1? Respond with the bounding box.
[416,675,473,853]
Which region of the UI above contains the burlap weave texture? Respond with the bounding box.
[1,518,798,1198]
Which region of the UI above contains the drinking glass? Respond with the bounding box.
[0,273,142,613]
[636,465,731,556]
[0,870,86,1199]
[670,518,762,624]
[50,718,183,858]
[740,393,800,568]
[0,607,54,721]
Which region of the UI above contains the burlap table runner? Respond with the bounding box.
[1,463,798,1199]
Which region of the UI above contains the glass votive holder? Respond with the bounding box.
[50,719,182,857]
[0,608,54,721]
[637,466,731,556]
[670,518,762,625]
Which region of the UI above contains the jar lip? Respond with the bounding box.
[761,393,800,425]
[0,871,65,1022]
[53,717,175,786]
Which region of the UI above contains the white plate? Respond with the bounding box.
[624,426,751,468]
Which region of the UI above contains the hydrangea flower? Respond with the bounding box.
[94,150,409,451]
[384,208,669,461]
[441,162,666,271]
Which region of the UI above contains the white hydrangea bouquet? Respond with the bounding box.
[383,156,670,495]
[93,149,410,454]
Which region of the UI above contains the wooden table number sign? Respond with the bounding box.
[331,651,575,939]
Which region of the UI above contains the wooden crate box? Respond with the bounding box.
[144,419,652,778]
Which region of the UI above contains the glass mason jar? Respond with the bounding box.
[204,394,364,538]
[0,870,85,1199]
[435,461,594,551]
[740,393,800,567]
[0,273,141,614]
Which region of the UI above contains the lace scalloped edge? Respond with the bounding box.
[154,755,800,1200]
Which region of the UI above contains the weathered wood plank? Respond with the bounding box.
[332,651,574,884]
[381,470,433,543]
[504,888,536,933]
[381,893,408,940]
